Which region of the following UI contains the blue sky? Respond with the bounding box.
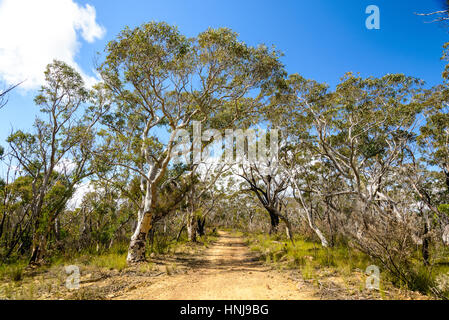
[0,0,448,147]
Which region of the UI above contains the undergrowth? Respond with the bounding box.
[245,232,449,299]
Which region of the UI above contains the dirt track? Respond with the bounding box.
[115,231,316,300]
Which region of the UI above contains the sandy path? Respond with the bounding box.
[116,231,316,300]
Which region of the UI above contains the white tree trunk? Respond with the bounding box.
[127,124,176,263]
[285,226,291,241]
[127,186,154,263]
[187,212,196,242]
[305,209,328,247]
[127,212,152,263]
[443,225,449,246]
[291,179,329,247]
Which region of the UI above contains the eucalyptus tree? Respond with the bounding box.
[276,72,432,282]
[285,153,332,247]
[234,142,295,242]
[415,71,449,249]
[98,22,283,263]
[6,60,106,264]
[185,162,230,241]
[419,84,449,190]
[414,2,449,247]
[269,76,332,246]
[281,73,422,214]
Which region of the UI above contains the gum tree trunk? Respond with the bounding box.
[422,211,431,265]
[127,211,152,263]
[291,179,329,247]
[305,208,329,247]
[269,207,295,245]
[187,212,197,242]
[197,217,206,236]
[443,225,449,246]
[268,211,280,235]
[127,179,157,263]
[126,131,176,264]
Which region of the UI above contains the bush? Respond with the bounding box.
[10,266,24,282]
[0,262,26,282]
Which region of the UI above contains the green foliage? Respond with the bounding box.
[438,204,449,217]
[151,232,174,255]
[2,60,104,263]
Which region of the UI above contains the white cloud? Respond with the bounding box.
[54,158,77,175]
[0,0,105,90]
[67,181,94,210]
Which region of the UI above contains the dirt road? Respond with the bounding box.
[116,231,316,300]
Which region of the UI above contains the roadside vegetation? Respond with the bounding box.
[0,230,217,300]
[245,232,449,299]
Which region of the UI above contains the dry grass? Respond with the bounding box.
[245,232,432,300]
